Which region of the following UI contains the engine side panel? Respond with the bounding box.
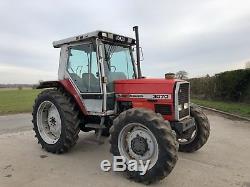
[115,78,176,93]
[114,78,177,121]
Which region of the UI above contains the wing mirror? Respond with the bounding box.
[133,47,144,61]
[139,47,144,61]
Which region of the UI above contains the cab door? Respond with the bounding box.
[66,42,103,113]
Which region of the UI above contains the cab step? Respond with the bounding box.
[85,123,106,129]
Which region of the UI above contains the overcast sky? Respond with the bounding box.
[0,0,250,83]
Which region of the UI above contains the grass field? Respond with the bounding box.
[0,89,250,119]
[192,98,250,118]
[0,89,41,115]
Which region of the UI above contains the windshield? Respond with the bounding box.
[103,43,136,92]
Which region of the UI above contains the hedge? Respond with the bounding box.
[189,69,250,103]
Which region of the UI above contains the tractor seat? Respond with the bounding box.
[69,73,86,92]
[82,73,100,92]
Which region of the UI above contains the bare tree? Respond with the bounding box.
[246,61,250,69]
[175,71,188,79]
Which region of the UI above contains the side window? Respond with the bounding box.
[67,44,101,93]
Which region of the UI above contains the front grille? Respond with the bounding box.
[155,104,172,115]
[177,83,190,119]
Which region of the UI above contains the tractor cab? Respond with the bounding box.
[53,30,138,115]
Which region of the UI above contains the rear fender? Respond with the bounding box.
[37,80,88,115]
[36,81,60,89]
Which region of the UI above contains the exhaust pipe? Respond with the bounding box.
[133,26,142,78]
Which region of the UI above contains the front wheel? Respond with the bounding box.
[178,105,210,152]
[110,108,178,184]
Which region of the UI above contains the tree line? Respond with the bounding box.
[188,69,250,103]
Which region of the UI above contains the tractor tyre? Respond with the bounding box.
[110,108,178,184]
[32,89,80,154]
[178,105,210,153]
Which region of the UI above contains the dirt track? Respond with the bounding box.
[0,111,250,187]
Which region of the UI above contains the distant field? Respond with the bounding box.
[192,98,250,118]
[0,89,41,115]
[1,88,250,119]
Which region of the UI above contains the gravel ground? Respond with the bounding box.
[0,111,250,187]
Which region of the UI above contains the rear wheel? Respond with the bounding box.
[110,108,178,184]
[178,105,210,152]
[32,89,80,154]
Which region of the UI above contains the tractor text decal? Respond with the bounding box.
[116,94,171,100]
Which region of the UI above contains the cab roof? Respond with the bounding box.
[53,30,135,48]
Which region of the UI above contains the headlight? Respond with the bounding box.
[184,103,189,109]
[178,104,183,111]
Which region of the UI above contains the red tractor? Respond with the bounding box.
[32,26,210,183]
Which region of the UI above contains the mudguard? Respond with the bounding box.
[37,80,88,115]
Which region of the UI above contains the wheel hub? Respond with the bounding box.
[49,117,56,126]
[118,124,159,170]
[37,101,62,144]
[131,135,148,156]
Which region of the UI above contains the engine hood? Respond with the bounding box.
[114,78,184,94]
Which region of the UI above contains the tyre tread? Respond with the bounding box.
[110,108,178,183]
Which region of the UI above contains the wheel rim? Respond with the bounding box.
[118,123,159,170]
[178,121,197,145]
[37,101,62,144]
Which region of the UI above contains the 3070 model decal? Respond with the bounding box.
[116,94,172,100]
